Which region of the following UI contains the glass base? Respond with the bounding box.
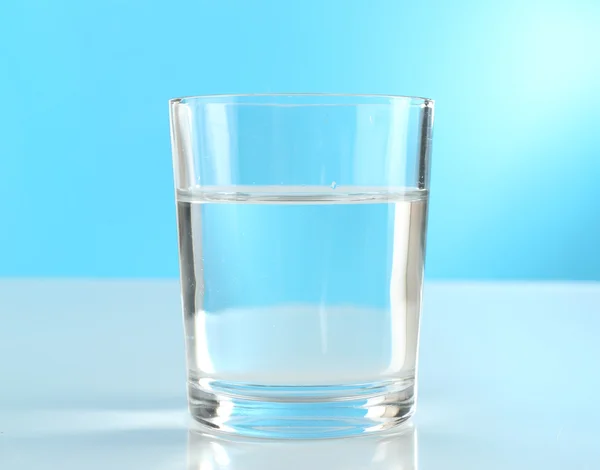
[188,378,415,439]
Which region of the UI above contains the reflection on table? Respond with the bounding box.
[187,424,416,470]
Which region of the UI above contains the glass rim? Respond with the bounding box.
[169,93,434,106]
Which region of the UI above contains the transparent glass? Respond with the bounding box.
[169,93,434,438]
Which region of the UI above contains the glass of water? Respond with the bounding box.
[169,94,434,439]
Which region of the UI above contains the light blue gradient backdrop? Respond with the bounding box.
[1,0,599,280]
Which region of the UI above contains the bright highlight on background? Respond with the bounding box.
[0,0,598,280]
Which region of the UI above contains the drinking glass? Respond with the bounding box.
[169,93,434,438]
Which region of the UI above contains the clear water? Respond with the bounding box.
[176,186,428,388]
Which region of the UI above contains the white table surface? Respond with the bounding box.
[1,280,599,469]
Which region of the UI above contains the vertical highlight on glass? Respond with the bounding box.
[169,94,434,438]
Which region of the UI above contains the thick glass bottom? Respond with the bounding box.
[188,378,415,439]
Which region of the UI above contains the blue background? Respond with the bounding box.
[1,0,599,280]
